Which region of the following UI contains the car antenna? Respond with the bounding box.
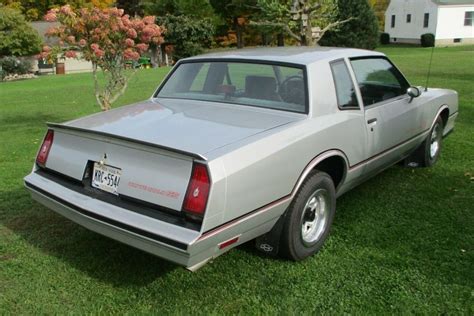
[425,43,435,92]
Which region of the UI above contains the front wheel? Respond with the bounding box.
[280,171,336,261]
[413,116,444,167]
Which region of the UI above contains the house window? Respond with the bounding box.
[454,38,462,43]
[424,13,429,28]
[407,14,411,23]
[465,11,473,26]
[391,15,396,28]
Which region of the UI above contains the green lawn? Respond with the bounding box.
[1,46,473,314]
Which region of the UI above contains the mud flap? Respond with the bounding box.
[255,214,285,257]
[402,141,425,168]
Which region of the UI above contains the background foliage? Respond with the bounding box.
[0,7,41,56]
[320,0,379,49]
[155,14,215,60]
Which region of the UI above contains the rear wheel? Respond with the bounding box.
[280,171,336,261]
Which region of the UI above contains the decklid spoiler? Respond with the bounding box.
[54,98,302,159]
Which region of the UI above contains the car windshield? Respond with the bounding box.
[156,61,307,113]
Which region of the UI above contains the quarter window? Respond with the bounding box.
[350,58,410,106]
[406,14,411,23]
[391,15,396,28]
[330,60,359,109]
[465,11,473,26]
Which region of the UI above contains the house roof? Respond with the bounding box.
[30,21,60,45]
[432,0,474,5]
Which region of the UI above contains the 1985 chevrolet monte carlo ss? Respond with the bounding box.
[24,47,458,270]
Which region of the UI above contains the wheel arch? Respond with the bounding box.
[291,150,349,196]
[439,106,449,127]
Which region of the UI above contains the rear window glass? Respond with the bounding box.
[157,61,307,113]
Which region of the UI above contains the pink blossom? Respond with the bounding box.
[124,49,139,60]
[94,49,105,58]
[136,43,148,53]
[78,39,87,47]
[143,16,155,25]
[127,29,137,39]
[60,5,73,16]
[90,43,99,51]
[44,9,58,22]
[122,15,131,27]
[45,27,58,37]
[125,38,134,47]
[140,35,151,43]
[65,50,77,58]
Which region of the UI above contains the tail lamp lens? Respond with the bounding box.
[36,130,54,167]
[183,163,210,216]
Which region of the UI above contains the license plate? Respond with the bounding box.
[91,162,122,195]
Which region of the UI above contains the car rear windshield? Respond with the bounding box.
[156,61,307,114]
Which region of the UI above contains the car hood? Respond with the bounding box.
[63,98,303,156]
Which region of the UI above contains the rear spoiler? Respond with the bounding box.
[46,122,207,161]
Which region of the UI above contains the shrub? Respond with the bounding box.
[320,0,379,50]
[156,15,215,60]
[0,8,42,56]
[421,33,435,47]
[380,32,390,45]
[0,57,32,80]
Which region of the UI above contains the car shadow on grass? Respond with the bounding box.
[2,188,178,286]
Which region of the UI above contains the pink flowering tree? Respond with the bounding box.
[41,5,164,111]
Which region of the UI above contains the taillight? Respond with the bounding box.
[182,163,210,217]
[36,130,54,167]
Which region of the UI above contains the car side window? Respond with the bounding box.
[330,60,359,109]
[350,57,410,106]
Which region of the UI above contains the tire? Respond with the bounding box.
[419,116,444,167]
[280,171,336,261]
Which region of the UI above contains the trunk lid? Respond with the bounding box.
[64,98,302,156]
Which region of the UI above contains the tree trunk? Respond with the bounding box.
[234,17,244,49]
[277,33,285,46]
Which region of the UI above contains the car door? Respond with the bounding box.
[349,57,424,174]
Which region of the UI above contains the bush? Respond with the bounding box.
[380,32,390,45]
[0,57,32,80]
[421,33,435,47]
[156,15,215,60]
[0,8,42,56]
[319,0,379,50]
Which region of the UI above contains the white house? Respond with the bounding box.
[384,0,474,46]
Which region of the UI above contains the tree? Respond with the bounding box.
[156,14,215,60]
[41,5,164,111]
[368,0,389,31]
[142,0,215,19]
[319,0,379,49]
[142,0,216,60]
[0,0,115,20]
[251,0,353,46]
[0,7,41,56]
[209,0,256,48]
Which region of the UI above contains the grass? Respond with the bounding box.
[1,45,473,314]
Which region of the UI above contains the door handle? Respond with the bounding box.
[367,118,377,124]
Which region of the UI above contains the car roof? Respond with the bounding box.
[184,46,385,65]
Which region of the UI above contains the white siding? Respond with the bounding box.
[385,0,438,42]
[436,6,474,40]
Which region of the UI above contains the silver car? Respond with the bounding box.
[24,47,458,270]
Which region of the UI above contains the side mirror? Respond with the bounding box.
[407,86,421,103]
